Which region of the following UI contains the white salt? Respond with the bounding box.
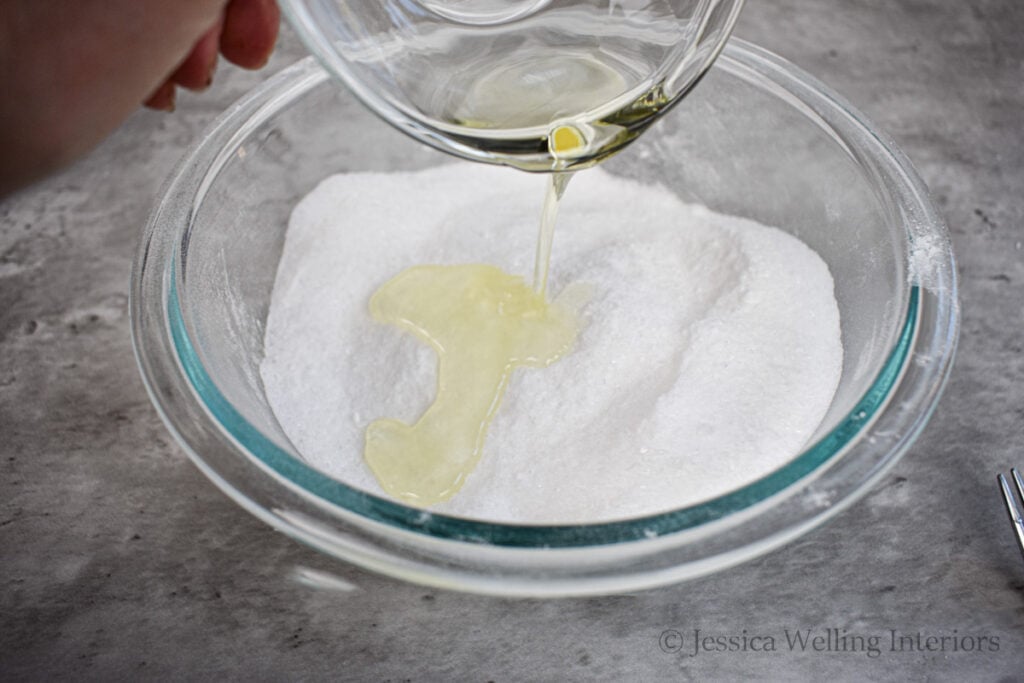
[260,165,843,524]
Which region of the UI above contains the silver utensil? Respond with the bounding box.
[998,468,1024,561]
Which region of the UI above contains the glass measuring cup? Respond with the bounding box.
[280,0,746,171]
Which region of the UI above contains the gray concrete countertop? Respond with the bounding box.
[2,1,1022,679]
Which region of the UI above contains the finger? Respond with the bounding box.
[144,80,177,112]
[172,21,223,91]
[220,0,281,69]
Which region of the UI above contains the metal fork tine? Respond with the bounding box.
[998,469,1024,561]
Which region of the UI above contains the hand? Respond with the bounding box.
[0,0,281,197]
[144,0,281,111]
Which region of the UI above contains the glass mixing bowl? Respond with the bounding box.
[131,40,958,597]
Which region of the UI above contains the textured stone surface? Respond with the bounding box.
[2,1,1023,679]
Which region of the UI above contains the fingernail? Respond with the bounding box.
[205,59,217,89]
[144,82,175,111]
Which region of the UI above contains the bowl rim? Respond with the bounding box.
[131,39,959,595]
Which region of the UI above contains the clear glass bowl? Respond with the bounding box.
[279,0,745,170]
[131,40,959,597]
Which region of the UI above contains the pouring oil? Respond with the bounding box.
[428,49,673,172]
[364,164,580,504]
[362,53,673,505]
